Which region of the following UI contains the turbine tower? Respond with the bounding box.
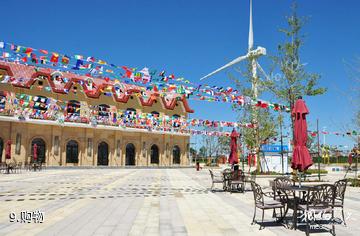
[200,0,266,101]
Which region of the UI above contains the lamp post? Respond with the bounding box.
[322,126,327,146]
[317,119,321,181]
[279,113,284,175]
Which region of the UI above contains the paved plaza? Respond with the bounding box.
[0,168,359,236]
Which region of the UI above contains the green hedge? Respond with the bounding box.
[304,169,328,174]
[348,178,360,187]
[328,156,351,163]
[251,170,279,175]
[288,156,352,164]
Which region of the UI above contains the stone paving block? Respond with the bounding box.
[0,169,359,236]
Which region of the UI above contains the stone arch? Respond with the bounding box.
[28,136,48,163]
[125,143,136,166]
[97,141,109,166]
[173,145,181,165]
[30,137,46,163]
[66,140,79,164]
[150,144,159,165]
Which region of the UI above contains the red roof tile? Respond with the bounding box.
[0,61,194,113]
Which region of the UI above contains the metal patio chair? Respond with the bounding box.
[209,169,224,191]
[334,179,348,226]
[250,181,286,230]
[298,184,336,236]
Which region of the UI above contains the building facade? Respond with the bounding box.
[0,61,193,166]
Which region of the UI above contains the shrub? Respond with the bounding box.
[304,169,328,174]
[348,178,360,187]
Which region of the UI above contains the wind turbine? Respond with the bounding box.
[200,0,267,100]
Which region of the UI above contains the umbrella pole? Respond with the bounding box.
[344,163,352,179]
[298,171,302,188]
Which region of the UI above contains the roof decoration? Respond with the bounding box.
[0,41,290,112]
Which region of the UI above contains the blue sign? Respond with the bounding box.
[260,144,289,153]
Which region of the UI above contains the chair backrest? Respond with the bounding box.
[334,179,348,202]
[250,174,256,181]
[272,177,295,197]
[209,169,214,180]
[250,181,264,206]
[232,169,244,180]
[305,184,336,209]
[274,177,294,188]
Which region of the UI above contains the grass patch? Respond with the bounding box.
[348,178,360,187]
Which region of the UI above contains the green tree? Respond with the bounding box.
[265,2,326,131]
[230,63,277,166]
[199,146,206,160]
[343,57,360,146]
[217,135,230,155]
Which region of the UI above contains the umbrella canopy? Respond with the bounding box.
[348,152,353,165]
[33,143,38,161]
[291,98,312,172]
[5,140,11,160]
[228,129,239,164]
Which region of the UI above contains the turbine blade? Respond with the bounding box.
[200,54,249,80]
[256,62,271,81]
[248,0,254,51]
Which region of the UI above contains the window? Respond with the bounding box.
[87,138,93,157]
[66,100,80,117]
[186,143,190,159]
[66,140,79,163]
[125,108,136,125]
[151,111,159,116]
[98,104,110,118]
[172,114,181,128]
[151,111,159,126]
[31,96,48,119]
[0,92,6,111]
[15,133,21,155]
[142,142,146,158]
[51,71,65,85]
[113,84,124,97]
[116,140,121,158]
[54,136,59,156]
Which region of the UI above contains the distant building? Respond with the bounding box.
[0,61,194,166]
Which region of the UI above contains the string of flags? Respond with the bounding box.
[308,130,359,137]
[0,40,290,112]
[0,91,255,133]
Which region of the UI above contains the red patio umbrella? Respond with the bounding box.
[291,98,313,172]
[228,129,239,165]
[33,143,38,162]
[5,140,11,160]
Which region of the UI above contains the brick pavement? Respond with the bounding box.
[0,168,359,235]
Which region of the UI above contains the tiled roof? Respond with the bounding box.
[0,61,194,113]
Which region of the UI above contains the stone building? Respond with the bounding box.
[0,61,194,166]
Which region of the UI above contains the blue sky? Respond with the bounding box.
[1,0,359,149]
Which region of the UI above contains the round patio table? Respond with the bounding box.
[280,185,313,230]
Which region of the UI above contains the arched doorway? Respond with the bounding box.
[150,144,159,164]
[66,140,79,164]
[97,142,109,166]
[31,138,46,163]
[125,143,135,165]
[173,145,181,165]
[0,138,3,162]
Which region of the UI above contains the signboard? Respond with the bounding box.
[261,144,289,153]
[260,144,289,173]
[260,153,289,173]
